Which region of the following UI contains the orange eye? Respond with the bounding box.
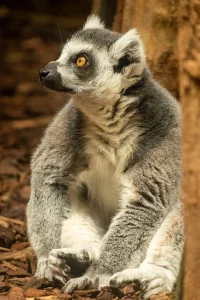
[76,56,87,67]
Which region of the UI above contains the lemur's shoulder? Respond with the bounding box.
[31,101,88,180]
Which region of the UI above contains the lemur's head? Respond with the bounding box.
[40,15,146,103]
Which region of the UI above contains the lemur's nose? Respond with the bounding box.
[39,61,58,83]
[39,70,50,81]
[39,61,68,92]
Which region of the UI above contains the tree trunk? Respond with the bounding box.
[178,1,200,299]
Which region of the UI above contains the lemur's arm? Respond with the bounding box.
[27,180,68,279]
[27,103,85,280]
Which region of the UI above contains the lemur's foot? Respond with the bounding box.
[110,264,175,300]
[48,248,90,283]
[35,258,53,281]
[63,264,111,294]
[63,275,99,294]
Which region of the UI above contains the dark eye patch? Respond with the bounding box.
[69,51,96,80]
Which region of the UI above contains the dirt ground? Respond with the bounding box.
[0,10,175,300]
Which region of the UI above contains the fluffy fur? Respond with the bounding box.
[27,15,184,299]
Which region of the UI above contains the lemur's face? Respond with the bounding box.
[40,15,145,102]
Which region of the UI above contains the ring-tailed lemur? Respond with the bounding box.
[27,15,184,299]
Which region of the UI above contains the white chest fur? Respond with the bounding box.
[68,155,120,225]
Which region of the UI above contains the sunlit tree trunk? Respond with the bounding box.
[178,1,200,299]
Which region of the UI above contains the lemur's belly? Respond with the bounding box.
[68,158,120,225]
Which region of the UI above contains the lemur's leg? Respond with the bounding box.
[110,201,184,299]
[48,212,104,283]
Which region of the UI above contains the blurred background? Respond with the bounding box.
[0,1,199,300]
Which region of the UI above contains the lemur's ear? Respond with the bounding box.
[83,15,105,30]
[110,29,146,74]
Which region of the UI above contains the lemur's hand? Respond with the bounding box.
[48,248,91,283]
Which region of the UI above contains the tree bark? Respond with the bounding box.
[178,1,200,299]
